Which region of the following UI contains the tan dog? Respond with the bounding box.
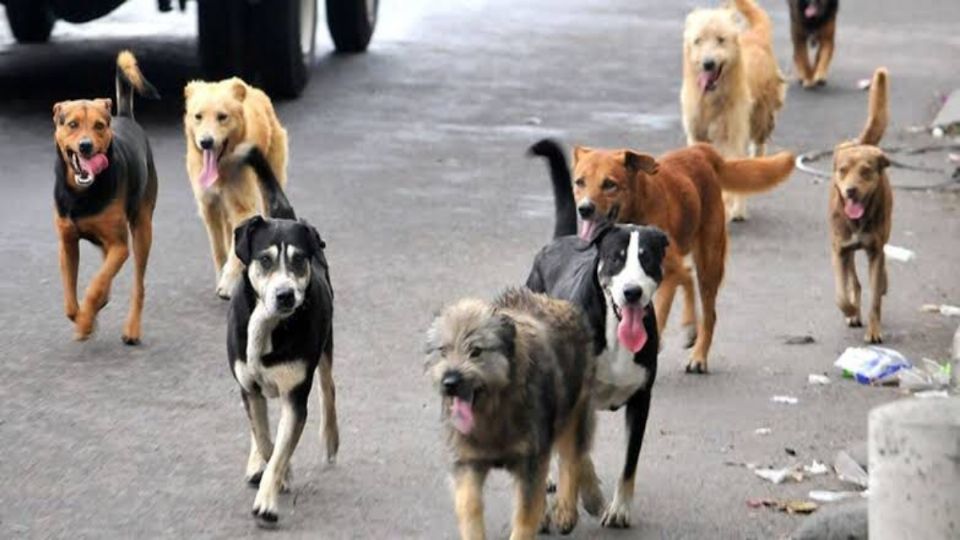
[53,51,159,343]
[830,68,891,343]
[681,0,787,221]
[572,144,795,372]
[183,77,288,298]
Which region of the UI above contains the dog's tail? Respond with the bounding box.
[528,139,577,239]
[226,143,297,220]
[715,149,796,194]
[115,50,159,118]
[858,67,889,146]
[731,0,773,44]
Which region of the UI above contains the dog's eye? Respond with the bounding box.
[469,347,482,358]
[693,38,702,46]
[602,179,618,192]
[68,120,79,129]
[93,121,106,131]
[717,36,725,45]
[217,112,228,122]
[838,167,849,176]
[574,178,586,188]
[193,113,202,121]
[258,254,273,268]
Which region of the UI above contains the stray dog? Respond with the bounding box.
[183,77,289,299]
[425,288,596,539]
[787,0,838,88]
[527,139,670,529]
[563,140,794,373]
[681,0,787,221]
[830,68,891,344]
[53,51,159,343]
[225,144,337,524]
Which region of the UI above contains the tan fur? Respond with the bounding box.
[183,77,289,298]
[117,50,147,93]
[572,143,794,372]
[829,68,892,343]
[681,0,787,221]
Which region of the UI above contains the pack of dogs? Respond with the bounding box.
[50,0,901,536]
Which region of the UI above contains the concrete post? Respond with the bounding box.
[868,397,960,539]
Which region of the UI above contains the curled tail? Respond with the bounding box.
[858,68,888,145]
[731,0,773,43]
[226,143,297,220]
[115,50,159,118]
[716,150,796,194]
[528,139,577,239]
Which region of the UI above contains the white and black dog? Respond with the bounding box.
[525,139,668,529]
[225,144,338,525]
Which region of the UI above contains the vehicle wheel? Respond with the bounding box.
[254,0,317,98]
[326,0,377,53]
[197,0,247,81]
[5,0,55,43]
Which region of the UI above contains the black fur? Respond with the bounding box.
[790,0,838,33]
[528,139,577,238]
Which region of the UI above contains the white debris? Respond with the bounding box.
[772,395,799,405]
[920,304,960,317]
[754,467,793,484]
[803,460,830,476]
[808,490,864,502]
[808,374,831,385]
[884,244,915,262]
[914,390,950,399]
[754,427,772,436]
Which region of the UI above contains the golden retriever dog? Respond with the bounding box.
[183,77,288,298]
[681,0,787,221]
[830,68,891,343]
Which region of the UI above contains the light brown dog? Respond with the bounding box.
[53,51,159,343]
[183,77,288,298]
[681,0,787,221]
[572,144,794,372]
[830,68,891,343]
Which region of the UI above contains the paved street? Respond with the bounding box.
[1,0,958,538]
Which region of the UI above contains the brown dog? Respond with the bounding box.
[830,68,891,343]
[53,51,159,343]
[787,0,838,88]
[572,144,794,372]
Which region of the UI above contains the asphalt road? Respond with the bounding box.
[1,1,959,538]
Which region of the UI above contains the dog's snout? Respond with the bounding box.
[623,285,643,304]
[275,288,295,310]
[78,139,94,156]
[844,187,858,199]
[577,202,596,219]
[442,371,463,396]
[199,136,215,151]
[702,59,717,72]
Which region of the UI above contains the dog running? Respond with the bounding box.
[829,68,892,344]
[788,0,839,88]
[527,139,669,528]
[681,0,787,221]
[52,51,159,344]
[183,77,289,299]
[425,288,596,539]
[224,144,337,524]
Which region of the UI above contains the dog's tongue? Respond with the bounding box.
[698,71,717,92]
[199,149,219,189]
[78,154,109,176]
[617,305,648,353]
[844,199,865,220]
[804,4,819,18]
[579,220,596,241]
[450,397,475,435]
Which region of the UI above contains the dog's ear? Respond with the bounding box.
[875,153,891,171]
[299,219,329,267]
[623,151,659,175]
[52,102,64,124]
[95,98,112,113]
[573,145,591,165]
[230,79,247,102]
[234,215,267,265]
[647,226,670,258]
[492,314,517,359]
[184,81,199,101]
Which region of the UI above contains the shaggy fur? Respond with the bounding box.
[681,0,787,221]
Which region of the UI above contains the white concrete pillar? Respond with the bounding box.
[868,397,960,539]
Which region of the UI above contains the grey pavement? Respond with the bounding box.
[1,0,959,538]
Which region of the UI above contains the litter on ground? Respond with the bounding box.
[834,346,911,385]
[772,395,799,405]
[834,451,869,489]
[808,374,831,385]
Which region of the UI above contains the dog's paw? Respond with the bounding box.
[65,303,78,322]
[684,361,707,374]
[801,79,818,89]
[121,334,141,346]
[814,77,827,87]
[550,500,579,535]
[252,488,280,525]
[600,498,632,529]
[864,327,883,344]
[73,314,96,341]
[846,315,863,328]
[246,470,263,487]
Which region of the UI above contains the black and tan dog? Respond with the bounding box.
[53,51,159,343]
[830,68,891,343]
[225,144,337,525]
[527,139,668,528]
[425,288,596,539]
[787,0,839,88]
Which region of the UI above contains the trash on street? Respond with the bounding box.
[834,450,869,489]
[834,346,912,385]
[772,395,799,405]
[808,374,831,385]
[883,244,915,262]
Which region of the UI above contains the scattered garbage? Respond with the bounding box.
[785,447,798,457]
[772,395,799,405]
[748,498,819,515]
[785,335,816,345]
[914,389,950,399]
[808,490,865,503]
[897,358,952,391]
[883,244,916,262]
[834,346,912,385]
[523,116,543,126]
[834,451,869,489]
[808,374,831,385]
[754,466,802,484]
[803,460,829,476]
[754,427,772,436]
[856,78,872,91]
[920,303,960,317]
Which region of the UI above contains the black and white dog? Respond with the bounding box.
[525,139,668,529]
[225,144,338,525]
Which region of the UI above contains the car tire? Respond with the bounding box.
[5,0,55,43]
[326,0,377,53]
[198,0,248,81]
[254,0,317,98]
